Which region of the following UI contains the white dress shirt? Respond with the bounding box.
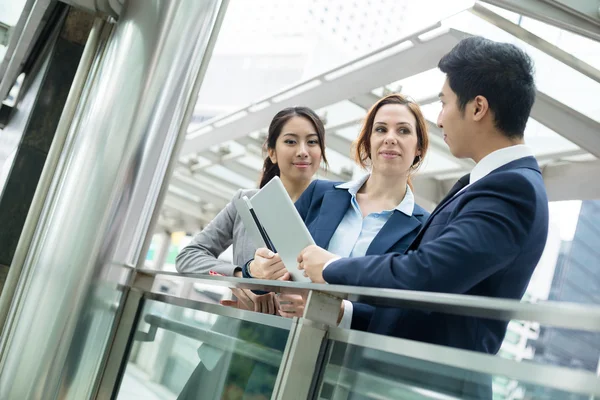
[461,144,534,192]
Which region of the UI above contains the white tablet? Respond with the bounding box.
[232,196,270,250]
[250,177,313,282]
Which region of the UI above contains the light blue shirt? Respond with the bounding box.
[327,173,415,259]
[326,173,415,330]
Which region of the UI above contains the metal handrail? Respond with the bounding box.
[131,298,600,397]
[328,328,600,397]
[137,313,283,367]
[137,269,600,332]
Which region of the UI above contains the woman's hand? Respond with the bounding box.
[249,248,288,280]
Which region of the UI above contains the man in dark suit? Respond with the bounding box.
[299,36,549,356]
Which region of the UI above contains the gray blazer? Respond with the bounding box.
[175,189,260,379]
[176,189,259,276]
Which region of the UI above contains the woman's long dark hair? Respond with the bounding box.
[259,107,328,188]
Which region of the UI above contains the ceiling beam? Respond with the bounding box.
[542,159,600,201]
[169,172,231,208]
[183,27,469,155]
[471,3,600,84]
[530,91,600,158]
[437,159,600,202]
[190,150,261,183]
[164,191,207,221]
[411,177,444,210]
[220,158,260,183]
[350,93,380,111]
[325,133,353,158]
[479,0,600,42]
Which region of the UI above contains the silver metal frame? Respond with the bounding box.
[327,328,600,397]
[0,0,56,101]
[271,291,342,400]
[106,271,600,399]
[143,291,292,330]
[0,1,228,398]
[321,364,463,400]
[138,313,284,367]
[0,16,107,357]
[137,270,600,332]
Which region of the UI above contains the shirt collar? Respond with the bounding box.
[470,145,534,185]
[335,173,415,216]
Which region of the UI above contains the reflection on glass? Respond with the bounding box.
[489,200,600,398]
[117,300,289,400]
[317,341,589,400]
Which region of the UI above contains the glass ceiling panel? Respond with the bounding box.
[420,102,442,124]
[384,68,446,104]
[0,0,27,62]
[371,87,386,97]
[321,147,355,176]
[318,100,366,127]
[0,0,27,26]
[519,17,600,71]
[205,164,257,189]
[478,3,520,24]
[237,154,264,171]
[524,119,580,155]
[335,124,363,142]
[169,186,201,203]
[445,11,600,123]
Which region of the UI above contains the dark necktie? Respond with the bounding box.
[431,173,471,214]
[407,173,470,251]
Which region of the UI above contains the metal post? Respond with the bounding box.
[94,271,154,399]
[0,16,106,357]
[272,291,343,400]
[0,0,227,398]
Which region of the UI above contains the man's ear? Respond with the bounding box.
[472,95,489,122]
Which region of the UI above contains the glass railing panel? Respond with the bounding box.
[315,335,599,400]
[115,297,291,400]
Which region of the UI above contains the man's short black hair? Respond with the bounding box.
[438,36,535,138]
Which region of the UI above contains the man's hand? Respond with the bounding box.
[220,289,276,314]
[276,292,308,319]
[297,245,337,284]
[249,248,288,280]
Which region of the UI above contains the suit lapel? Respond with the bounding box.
[407,189,468,252]
[366,211,423,255]
[312,189,351,249]
[406,156,541,252]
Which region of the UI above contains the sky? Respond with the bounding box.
[549,200,582,241]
